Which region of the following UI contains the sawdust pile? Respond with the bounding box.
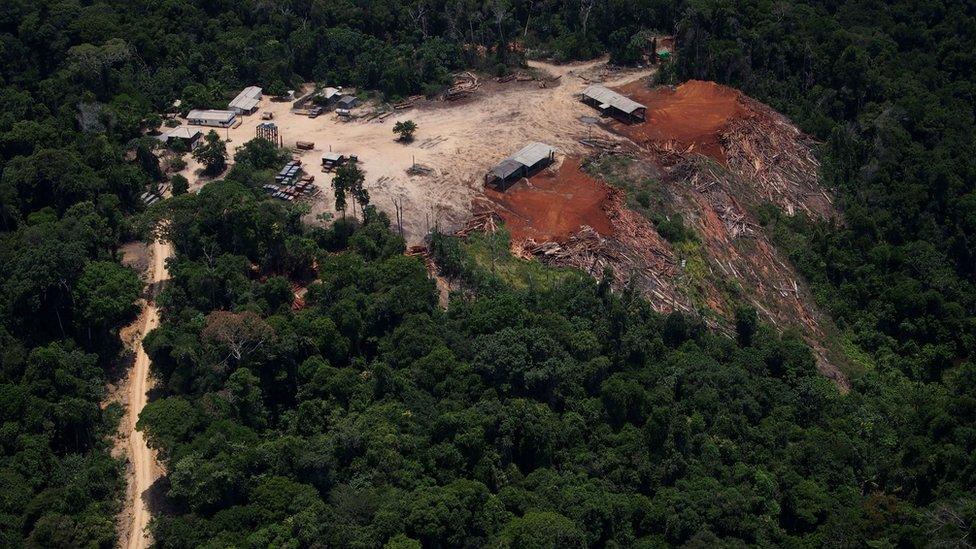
[614,79,833,219]
[484,158,615,243]
[616,80,744,162]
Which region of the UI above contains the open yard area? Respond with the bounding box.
[175,59,653,243]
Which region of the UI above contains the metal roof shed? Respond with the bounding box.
[491,158,523,181]
[581,85,647,121]
[187,109,237,127]
[229,86,263,114]
[166,127,202,140]
[511,142,556,168]
[485,142,557,190]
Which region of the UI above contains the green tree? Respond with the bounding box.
[170,174,189,195]
[333,161,367,218]
[234,137,287,170]
[393,120,417,142]
[192,130,227,176]
[145,113,162,134]
[499,512,586,549]
[73,260,141,341]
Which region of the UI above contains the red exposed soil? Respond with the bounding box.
[614,80,746,164]
[484,158,615,242]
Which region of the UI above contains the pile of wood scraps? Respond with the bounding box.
[446,71,480,101]
[454,211,499,237]
[720,98,830,219]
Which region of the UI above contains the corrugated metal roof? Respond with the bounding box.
[323,87,342,99]
[229,86,262,111]
[165,127,201,140]
[581,85,646,114]
[510,142,555,167]
[491,158,523,180]
[187,109,236,123]
[322,152,343,161]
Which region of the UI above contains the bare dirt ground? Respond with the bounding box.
[114,236,172,549]
[486,157,616,242]
[175,58,650,243]
[613,79,833,218]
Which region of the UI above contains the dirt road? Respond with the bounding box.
[121,238,172,549]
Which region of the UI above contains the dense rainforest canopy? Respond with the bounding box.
[0,0,974,547]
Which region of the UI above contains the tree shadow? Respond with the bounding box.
[143,474,179,518]
[144,280,168,301]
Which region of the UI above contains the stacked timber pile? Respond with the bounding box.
[394,95,424,110]
[445,72,480,100]
[496,72,534,83]
[538,74,561,88]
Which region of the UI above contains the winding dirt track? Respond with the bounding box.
[125,238,172,549]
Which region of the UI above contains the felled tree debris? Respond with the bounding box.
[454,211,499,237]
[720,98,831,219]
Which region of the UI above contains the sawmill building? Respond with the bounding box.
[580,85,647,122]
[485,142,556,190]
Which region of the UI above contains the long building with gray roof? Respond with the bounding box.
[580,85,647,121]
[228,86,262,114]
[485,142,556,190]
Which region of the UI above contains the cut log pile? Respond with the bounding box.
[394,95,424,110]
[454,211,499,237]
[446,72,480,101]
[538,74,561,89]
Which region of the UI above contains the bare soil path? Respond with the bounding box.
[118,238,172,549]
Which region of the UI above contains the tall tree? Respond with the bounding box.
[192,130,228,176]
